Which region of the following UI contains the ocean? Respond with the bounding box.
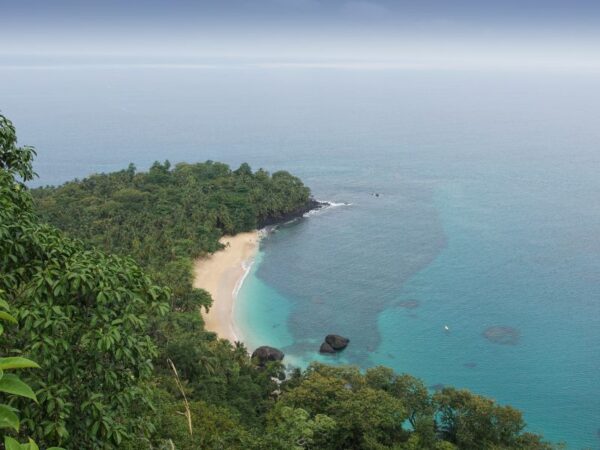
[1,65,599,448]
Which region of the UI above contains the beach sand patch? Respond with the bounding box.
[193,231,260,342]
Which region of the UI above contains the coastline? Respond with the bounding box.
[192,199,331,344]
[193,231,260,342]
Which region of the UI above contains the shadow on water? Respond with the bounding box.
[255,179,447,367]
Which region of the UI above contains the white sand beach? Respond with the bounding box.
[193,231,260,342]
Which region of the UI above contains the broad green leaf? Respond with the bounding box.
[0,374,37,401]
[4,436,22,450]
[0,311,17,324]
[0,357,40,370]
[0,404,20,431]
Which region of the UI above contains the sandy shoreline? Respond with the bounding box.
[193,231,260,342]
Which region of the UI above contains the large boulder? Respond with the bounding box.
[251,346,284,366]
[325,334,350,351]
[319,342,336,354]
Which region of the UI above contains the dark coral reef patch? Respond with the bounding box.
[483,326,520,345]
[397,300,420,309]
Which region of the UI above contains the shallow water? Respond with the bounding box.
[2,66,599,448]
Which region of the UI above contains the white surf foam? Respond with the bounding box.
[303,200,352,217]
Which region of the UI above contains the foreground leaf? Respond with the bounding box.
[0,357,40,371]
[0,404,20,431]
[0,311,17,324]
[4,436,21,450]
[0,373,37,401]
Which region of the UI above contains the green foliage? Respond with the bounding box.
[0,114,169,448]
[433,387,531,450]
[0,374,38,402]
[4,435,63,450]
[32,159,311,313]
[149,309,283,433]
[365,366,433,429]
[0,117,49,449]
[0,297,38,434]
[279,363,408,449]
[264,404,336,450]
[0,292,63,449]
[276,364,559,450]
[146,385,259,450]
[0,115,36,183]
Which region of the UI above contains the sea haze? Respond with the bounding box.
[1,65,599,449]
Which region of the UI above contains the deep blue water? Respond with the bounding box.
[1,66,599,448]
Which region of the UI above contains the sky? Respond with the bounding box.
[1,0,600,69]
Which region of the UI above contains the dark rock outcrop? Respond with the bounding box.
[251,346,284,366]
[258,198,327,227]
[319,342,335,354]
[325,334,350,351]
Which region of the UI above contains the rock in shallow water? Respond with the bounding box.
[325,334,350,350]
[251,346,284,366]
[319,342,336,353]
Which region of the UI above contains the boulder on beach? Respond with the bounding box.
[325,334,350,351]
[251,346,284,366]
[319,342,336,354]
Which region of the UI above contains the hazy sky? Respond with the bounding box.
[1,0,599,69]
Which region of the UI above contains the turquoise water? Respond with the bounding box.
[1,66,599,448]
[235,251,295,354]
[237,155,600,448]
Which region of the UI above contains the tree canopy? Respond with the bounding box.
[0,114,170,447]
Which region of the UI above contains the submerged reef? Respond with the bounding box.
[397,300,420,309]
[483,326,520,345]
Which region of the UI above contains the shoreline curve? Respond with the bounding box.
[193,231,260,343]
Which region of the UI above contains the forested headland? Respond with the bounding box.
[0,114,561,449]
